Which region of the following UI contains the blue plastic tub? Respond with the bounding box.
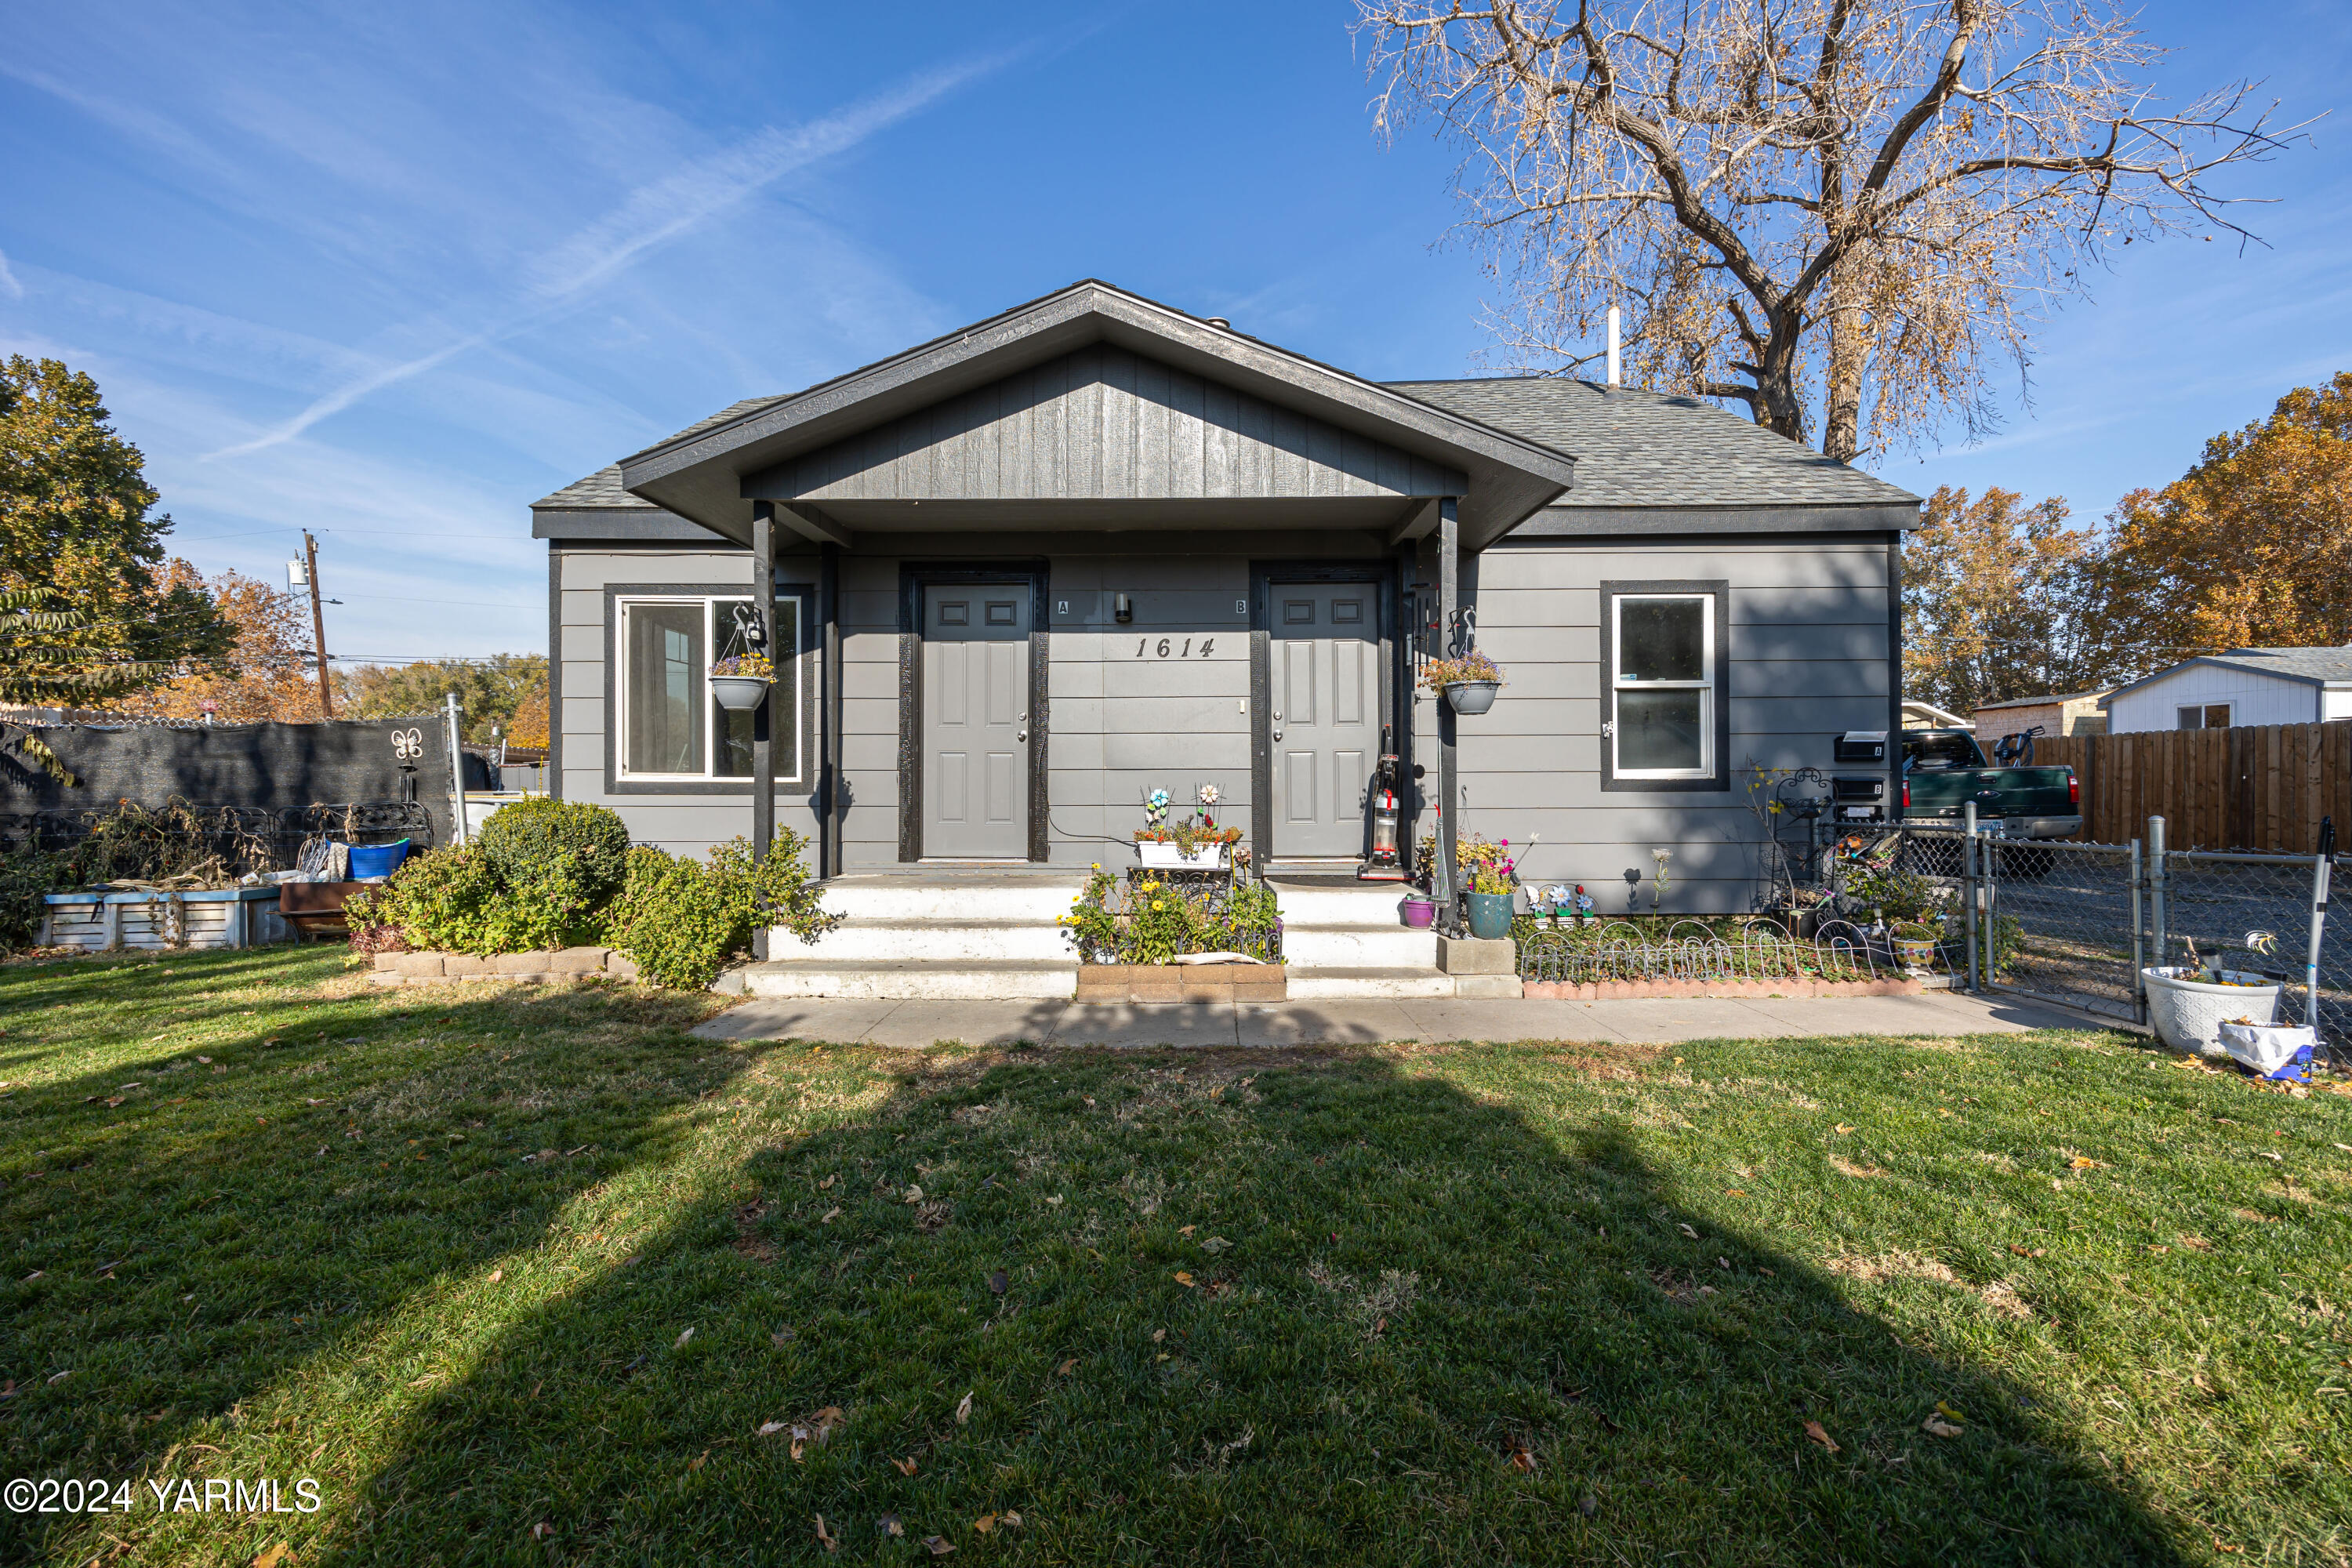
[347,840,411,881]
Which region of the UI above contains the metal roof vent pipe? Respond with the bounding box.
[1605,305,1621,392]
[1206,317,1231,329]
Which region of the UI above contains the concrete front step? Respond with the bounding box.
[1267,884,1425,927]
[1281,926,1439,967]
[1287,966,1461,1000]
[722,959,1077,1000]
[789,918,1073,963]
[813,876,1084,924]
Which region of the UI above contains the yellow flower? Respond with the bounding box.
[1152,899,1167,911]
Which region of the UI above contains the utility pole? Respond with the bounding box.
[302,531,333,719]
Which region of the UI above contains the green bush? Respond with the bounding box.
[477,798,630,928]
[354,845,578,956]
[600,830,839,990]
[0,850,62,953]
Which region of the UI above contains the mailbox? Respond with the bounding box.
[1834,730,1889,764]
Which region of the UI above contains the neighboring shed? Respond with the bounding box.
[2101,649,2352,734]
[1901,699,1973,730]
[1973,689,2111,739]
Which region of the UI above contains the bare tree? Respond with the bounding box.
[1358,0,2304,459]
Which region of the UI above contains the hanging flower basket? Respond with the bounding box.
[1421,651,1505,715]
[709,652,774,712]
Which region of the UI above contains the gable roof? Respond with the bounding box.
[2100,647,2352,707]
[607,281,1576,551]
[534,281,1921,539]
[1385,377,1919,512]
[1974,688,2113,711]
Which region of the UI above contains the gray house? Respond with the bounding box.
[533,281,1918,994]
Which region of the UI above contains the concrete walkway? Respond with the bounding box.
[691,988,2109,1049]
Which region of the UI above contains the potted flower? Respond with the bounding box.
[1134,784,1242,869]
[1421,650,1504,714]
[709,652,775,712]
[1464,844,1519,940]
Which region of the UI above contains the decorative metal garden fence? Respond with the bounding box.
[0,800,434,880]
[1515,917,1896,988]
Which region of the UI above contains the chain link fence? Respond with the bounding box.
[1813,815,2342,1065]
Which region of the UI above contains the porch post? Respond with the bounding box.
[820,540,842,879]
[750,502,776,961]
[1434,498,1461,932]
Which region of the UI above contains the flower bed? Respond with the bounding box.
[1059,867,1283,967]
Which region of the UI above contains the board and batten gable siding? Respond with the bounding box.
[764,345,1468,504]
[554,546,826,858]
[1420,534,1894,913]
[2106,663,2326,734]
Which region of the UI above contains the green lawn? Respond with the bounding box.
[2,949,2347,1566]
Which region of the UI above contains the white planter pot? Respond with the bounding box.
[2217,1020,2316,1080]
[2141,965,2281,1057]
[710,674,771,712]
[1136,840,1230,870]
[1443,680,1499,715]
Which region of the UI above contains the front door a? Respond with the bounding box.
[1268,582,1381,859]
[923,584,1031,858]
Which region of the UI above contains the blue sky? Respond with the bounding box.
[3,0,2347,662]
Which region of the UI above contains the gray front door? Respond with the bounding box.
[1269,583,1380,859]
[923,584,1031,858]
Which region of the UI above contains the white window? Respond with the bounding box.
[2176,702,2230,731]
[1610,593,1715,779]
[616,595,804,782]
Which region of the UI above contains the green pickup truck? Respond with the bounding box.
[1899,729,2082,839]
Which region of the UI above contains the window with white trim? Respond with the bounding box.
[615,594,804,782]
[1610,593,1715,779]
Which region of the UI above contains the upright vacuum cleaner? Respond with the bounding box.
[1359,727,1405,882]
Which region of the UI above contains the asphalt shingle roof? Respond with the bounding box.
[532,398,781,510]
[1385,376,1919,510]
[535,375,1919,516]
[2200,648,2352,686]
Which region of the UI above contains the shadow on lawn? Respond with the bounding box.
[289,1044,2193,1566]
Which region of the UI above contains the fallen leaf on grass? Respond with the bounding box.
[920,1536,956,1555]
[1200,1236,1232,1254]
[253,1544,292,1568]
[531,1523,553,1541]
[1935,1401,1966,1421]
[2067,1156,2101,1170]
[1151,1328,1166,1343]
[1677,1223,1699,1240]
[1828,1156,1886,1178]
[903,1185,925,1203]
[974,1514,997,1534]
[1174,1271,1196,1287]
[688,1451,707,1472]
[1058,1359,1078,1376]
[1802,1421,1838,1454]
[1507,1445,1538,1474]
[814,1515,839,1554]
[757,1421,789,1437]
[1834,1123,1855,1134]
[1922,1417,1964,1439]
[879,1512,905,1537]
[2007,1244,2046,1258]
[955,1390,973,1425]
[1178,1225,1196,1236]
[1000,1512,1023,1527]
[819,1174,837,1189]
[820,1207,842,1225]
[487,1269,503,1284]
[772,1328,797,1345]
[893,1457,919,1476]
[1726,1188,1746,1196]
[2177,1234,2213,1251]
[675,1327,695,1349]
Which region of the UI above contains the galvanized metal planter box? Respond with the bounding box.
[41,886,290,952]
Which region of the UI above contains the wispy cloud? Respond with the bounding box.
[205,49,1020,461]
[0,250,21,303]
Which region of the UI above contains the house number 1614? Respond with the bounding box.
[1135,637,1213,658]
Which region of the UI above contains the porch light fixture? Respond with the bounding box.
[1113,593,1133,623]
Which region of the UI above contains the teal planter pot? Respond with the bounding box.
[1465,891,1514,940]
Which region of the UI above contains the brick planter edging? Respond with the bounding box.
[1074,963,1287,1004]
[1520,977,1924,1000]
[369,947,639,986]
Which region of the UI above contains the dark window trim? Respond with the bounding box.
[601,580,819,798]
[1599,579,1731,794]
[547,552,564,798]
[1247,559,1398,865]
[897,561,1052,863]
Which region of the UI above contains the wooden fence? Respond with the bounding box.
[2032,722,2352,852]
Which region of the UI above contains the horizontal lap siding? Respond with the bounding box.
[1442,535,1893,912]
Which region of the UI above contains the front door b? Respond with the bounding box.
[922,585,1031,858]
[1268,583,1381,859]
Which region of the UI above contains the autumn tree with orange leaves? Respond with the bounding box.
[125,564,322,723]
[2096,372,2352,663]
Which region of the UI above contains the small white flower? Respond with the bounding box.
[1198,783,1221,806]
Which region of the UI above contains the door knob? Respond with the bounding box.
[1016,710,1027,742]
[1272,709,1284,742]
